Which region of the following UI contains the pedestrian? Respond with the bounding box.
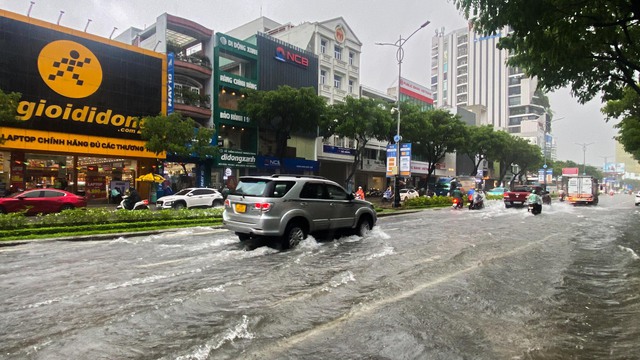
[355,186,365,200]
[162,182,173,196]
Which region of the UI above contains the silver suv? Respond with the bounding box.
[223,175,377,248]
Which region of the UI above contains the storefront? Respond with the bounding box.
[0,10,166,202]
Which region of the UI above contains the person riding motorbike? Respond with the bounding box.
[527,189,543,215]
[123,188,141,210]
[451,186,464,209]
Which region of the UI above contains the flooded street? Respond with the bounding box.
[1,195,639,359]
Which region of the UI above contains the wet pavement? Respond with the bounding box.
[0,194,638,359]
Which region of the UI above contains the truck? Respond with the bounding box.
[566,176,599,205]
[503,185,543,208]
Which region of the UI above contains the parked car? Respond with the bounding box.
[399,188,420,201]
[486,187,507,196]
[0,189,87,215]
[156,187,223,210]
[635,191,640,206]
[223,174,377,249]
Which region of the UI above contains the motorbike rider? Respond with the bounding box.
[451,186,464,208]
[124,188,141,210]
[527,189,543,214]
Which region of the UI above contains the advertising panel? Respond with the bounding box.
[603,162,625,174]
[400,143,412,177]
[0,11,165,158]
[400,77,434,104]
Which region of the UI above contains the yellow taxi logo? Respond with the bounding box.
[37,40,102,99]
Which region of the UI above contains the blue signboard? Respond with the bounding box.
[167,52,175,114]
[400,143,412,176]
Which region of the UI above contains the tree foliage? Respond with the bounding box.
[0,89,22,145]
[139,113,217,160]
[602,86,640,162]
[321,96,394,186]
[458,125,497,176]
[487,131,543,186]
[402,107,467,186]
[239,86,327,166]
[452,0,640,103]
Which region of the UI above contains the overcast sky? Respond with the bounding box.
[1,0,619,167]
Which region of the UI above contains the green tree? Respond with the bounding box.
[602,86,640,162]
[0,89,22,145]
[239,86,327,170]
[139,113,217,161]
[487,131,542,187]
[458,125,496,176]
[321,96,394,187]
[402,107,467,186]
[452,0,640,103]
[509,138,544,186]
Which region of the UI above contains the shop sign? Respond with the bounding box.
[399,143,412,177]
[257,155,281,169]
[85,175,106,200]
[283,158,318,172]
[217,149,257,168]
[0,128,162,159]
[217,109,251,124]
[274,46,309,68]
[216,33,258,58]
[0,11,165,148]
[219,72,258,90]
[167,52,175,114]
[323,144,355,156]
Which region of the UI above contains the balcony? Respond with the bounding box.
[174,54,212,79]
[174,92,212,120]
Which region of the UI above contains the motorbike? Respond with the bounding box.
[116,195,150,210]
[527,201,542,215]
[452,197,464,209]
[469,192,484,210]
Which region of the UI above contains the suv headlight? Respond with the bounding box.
[164,200,173,206]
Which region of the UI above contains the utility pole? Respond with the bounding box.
[576,142,595,175]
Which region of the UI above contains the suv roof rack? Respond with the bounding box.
[270,174,328,179]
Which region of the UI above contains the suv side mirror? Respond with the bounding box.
[347,193,355,200]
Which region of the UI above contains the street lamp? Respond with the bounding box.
[543,116,565,187]
[576,142,595,175]
[376,20,430,207]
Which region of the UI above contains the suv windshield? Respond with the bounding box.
[174,189,191,196]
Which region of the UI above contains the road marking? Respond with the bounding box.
[252,233,558,356]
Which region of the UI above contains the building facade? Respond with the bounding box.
[0,10,166,201]
[430,26,548,150]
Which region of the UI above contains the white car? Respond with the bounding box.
[399,188,420,201]
[156,187,224,210]
[635,191,640,206]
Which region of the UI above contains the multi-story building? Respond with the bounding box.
[116,13,215,188]
[226,17,362,187]
[430,26,549,151]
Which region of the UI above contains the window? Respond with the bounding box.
[457,94,467,103]
[269,181,295,198]
[457,85,467,94]
[509,96,521,106]
[457,75,467,85]
[508,86,521,95]
[349,52,354,65]
[348,79,354,93]
[320,70,326,85]
[300,182,327,199]
[327,184,349,200]
[334,45,342,60]
[44,190,64,198]
[320,39,327,54]
[334,75,342,89]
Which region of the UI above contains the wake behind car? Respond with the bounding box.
[0,189,87,215]
[156,187,223,210]
[223,174,377,248]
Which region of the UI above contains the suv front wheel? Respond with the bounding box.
[356,217,373,237]
[283,222,307,249]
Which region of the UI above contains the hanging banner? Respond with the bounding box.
[167,52,175,114]
[400,143,412,177]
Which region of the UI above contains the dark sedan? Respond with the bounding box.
[0,189,87,215]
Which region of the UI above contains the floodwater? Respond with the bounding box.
[0,194,638,359]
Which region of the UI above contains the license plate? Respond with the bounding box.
[235,204,246,213]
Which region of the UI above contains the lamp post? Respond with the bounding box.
[576,142,595,175]
[376,20,430,207]
[543,116,564,188]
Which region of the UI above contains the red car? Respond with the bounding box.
[0,189,87,215]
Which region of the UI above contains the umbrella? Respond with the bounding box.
[136,173,166,183]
